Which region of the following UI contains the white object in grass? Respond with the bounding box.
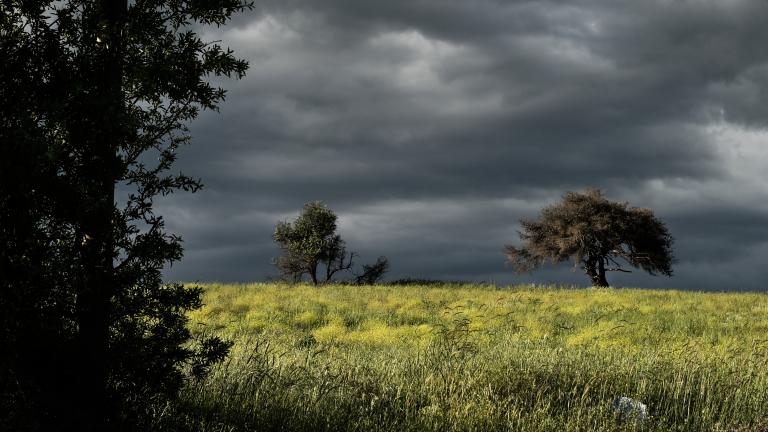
[612,396,648,422]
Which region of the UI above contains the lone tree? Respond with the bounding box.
[273,202,355,285]
[1,0,248,429]
[505,189,674,287]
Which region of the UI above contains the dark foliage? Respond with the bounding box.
[354,256,390,285]
[505,189,675,287]
[1,0,248,430]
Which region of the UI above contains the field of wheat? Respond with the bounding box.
[170,283,768,431]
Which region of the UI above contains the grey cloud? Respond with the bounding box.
[162,0,768,291]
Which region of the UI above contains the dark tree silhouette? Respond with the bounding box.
[505,189,674,287]
[1,0,249,429]
[354,256,390,285]
[273,202,355,285]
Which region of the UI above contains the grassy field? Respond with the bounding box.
[171,283,768,431]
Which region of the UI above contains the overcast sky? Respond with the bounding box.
[160,0,768,291]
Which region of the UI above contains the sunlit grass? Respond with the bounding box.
[174,283,768,431]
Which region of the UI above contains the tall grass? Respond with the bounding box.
[167,283,768,431]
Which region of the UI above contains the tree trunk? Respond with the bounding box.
[595,257,609,287]
[585,257,610,287]
[73,0,126,429]
[309,262,319,285]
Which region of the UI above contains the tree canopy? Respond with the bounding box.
[1,0,248,429]
[505,189,674,287]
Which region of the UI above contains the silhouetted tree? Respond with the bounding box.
[354,256,390,285]
[505,189,674,287]
[1,0,248,429]
[273,202,355,285]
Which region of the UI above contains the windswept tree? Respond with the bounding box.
[1,0,248,429]
[354,256,390,285]
[273,202,354,285]
[505,189,674,287]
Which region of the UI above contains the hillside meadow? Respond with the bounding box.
[168,283,768,431]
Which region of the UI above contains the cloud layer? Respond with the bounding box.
[160,0,768,290]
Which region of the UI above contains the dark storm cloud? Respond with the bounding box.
[160,0,768,290]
